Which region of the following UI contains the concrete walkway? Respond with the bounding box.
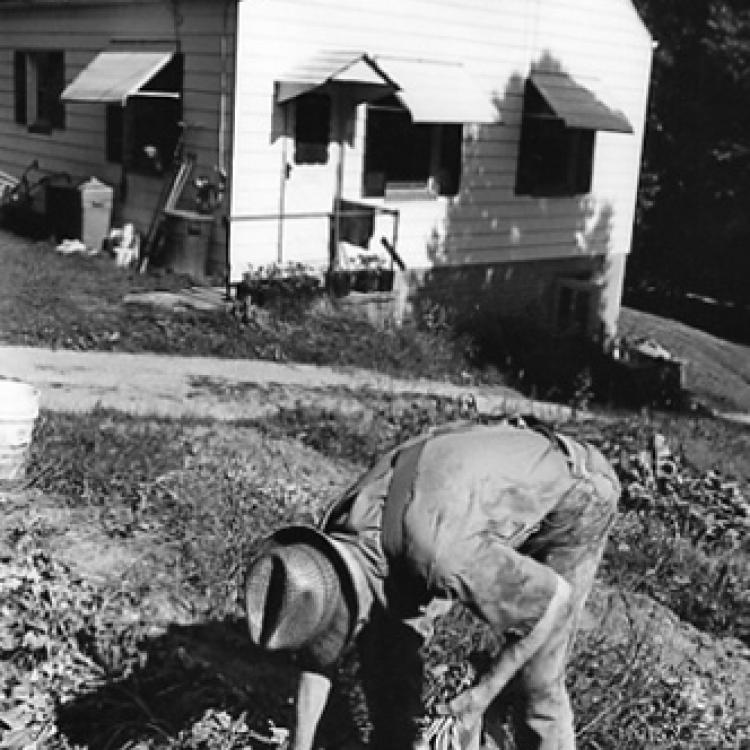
[0,345,578,422]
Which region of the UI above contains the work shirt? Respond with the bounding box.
[322,421,618,644]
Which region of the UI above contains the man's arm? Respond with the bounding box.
[447,573,572,724]
[291,670,332,750]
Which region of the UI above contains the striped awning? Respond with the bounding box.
[374,55,497,124]
[528,71,632,133]
[276,50,498,124]
[275,50,396,104]
[62,50,176,105]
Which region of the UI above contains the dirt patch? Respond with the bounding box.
[1,408,748,748]
[571,585,749,747]
[0,490,146,584]
[1,343,528,424]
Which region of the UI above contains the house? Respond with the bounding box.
[0,0,653,344]
[0,0,235,273]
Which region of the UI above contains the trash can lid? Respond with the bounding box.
[79,177,113,194]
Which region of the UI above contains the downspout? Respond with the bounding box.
[220,0,233,295]
[120,95,129,201]
[332,88,345,273]
[168,0,184,52]
[277,103,289,264]
[219,0,231,177]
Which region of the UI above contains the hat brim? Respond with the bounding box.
[251,525,359,668]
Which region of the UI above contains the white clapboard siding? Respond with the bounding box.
[229,0,652,280]
[0,0,235,259]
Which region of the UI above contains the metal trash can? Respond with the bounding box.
[162,209,214,278]
[46,176,113,251]
[79,178,113,252]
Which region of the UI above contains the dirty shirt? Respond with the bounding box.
[321,421,618,642]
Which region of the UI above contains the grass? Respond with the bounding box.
[4,230,750,412]
[5,405,747,749]
[2,228,749,747]
[262,400,750,646]
[619,307,750,413]
[0,232,487,385]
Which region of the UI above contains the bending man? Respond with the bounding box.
[244,419,620,750]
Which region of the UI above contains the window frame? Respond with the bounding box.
[515,81,595,198]
[554,277,603,338]
[293,92,331,165]
[362,96,463,200]
[105,53,183,177]
[14,49,66,134]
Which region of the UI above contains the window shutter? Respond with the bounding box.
[14,51,27,125]
[49,51,66,129]
[573,129,595,195]
[106,104,124,163]
[294,93,331,165]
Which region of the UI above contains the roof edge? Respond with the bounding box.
[0,0,177,11]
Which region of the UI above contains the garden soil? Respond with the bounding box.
[1,345,748,748]
[0,344,545,421]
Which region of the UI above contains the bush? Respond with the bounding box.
[239,263,323,314]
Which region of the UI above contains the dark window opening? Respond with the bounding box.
[515,81,594,197]
[106,54,183,176]
[106,104,123,163]
[14,52,26,126]
[294,93,331,165]
[363,95,462,198]
[14,50,65,133]
[557,285,591,334]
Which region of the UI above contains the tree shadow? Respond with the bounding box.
[410,51,625,395]
[55,617,363,749]
[424,53,617,261]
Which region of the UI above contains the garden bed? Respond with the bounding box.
[0,402,747,749]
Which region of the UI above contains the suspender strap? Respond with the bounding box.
[381,438,429,558]
[555,432,590,479]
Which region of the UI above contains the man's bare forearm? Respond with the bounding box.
[451,574,572,716]
[291,670,332,750]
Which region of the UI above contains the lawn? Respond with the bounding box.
[0,232,483,385]
[2,404,747,749]
[3,230,750,411]
[1,230,749,749]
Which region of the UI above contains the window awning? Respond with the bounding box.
[62,50,176,105]
[374,56,497,124]
[528,71,632,133]
[275,50,396,104]
[275,50,498,125]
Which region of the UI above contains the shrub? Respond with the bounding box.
[239,263,323,314]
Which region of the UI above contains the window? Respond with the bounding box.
[515,81,594,197]
[105,54,182,175]
[363,96,462,199]
[294,93,331,165]
[555,278,601,337]
[14,50,65,133]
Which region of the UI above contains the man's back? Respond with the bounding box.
[324,422,578,613]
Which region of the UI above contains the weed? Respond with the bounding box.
[0,236,489,385]
[4,408,749,748]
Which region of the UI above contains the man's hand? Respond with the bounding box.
[435,690,484,749]
[291,670,332,750]
[446,687,485,724]
[420,712,481,750]
[430,572,572,750]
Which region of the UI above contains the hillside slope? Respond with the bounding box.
[619,306,750,413]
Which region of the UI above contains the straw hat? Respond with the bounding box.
[245,525,357,668]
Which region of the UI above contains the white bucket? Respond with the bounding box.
[0,380,40,483]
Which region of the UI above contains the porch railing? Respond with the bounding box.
[228,200,401,273]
